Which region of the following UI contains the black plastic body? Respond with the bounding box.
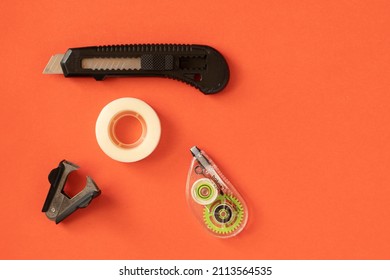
[42,160,101,224]
[60,44,229,94]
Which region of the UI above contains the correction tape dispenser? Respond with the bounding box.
[186,146,248,238]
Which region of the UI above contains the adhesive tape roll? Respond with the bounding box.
[95,97,161,162]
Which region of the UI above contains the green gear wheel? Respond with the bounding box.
[203,194,244,235]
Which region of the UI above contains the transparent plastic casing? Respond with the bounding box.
[186,148,248,238]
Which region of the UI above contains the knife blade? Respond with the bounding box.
[43,44,230,94]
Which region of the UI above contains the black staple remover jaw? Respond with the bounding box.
[42,160,101,224]
[44,44,230,94]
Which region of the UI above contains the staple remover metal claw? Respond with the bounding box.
[42,160,101,224]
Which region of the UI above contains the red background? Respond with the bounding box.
[0,0,389,259]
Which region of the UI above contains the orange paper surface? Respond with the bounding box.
[0,0,389,259]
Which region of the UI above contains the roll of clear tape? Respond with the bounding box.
[95,97,161,162]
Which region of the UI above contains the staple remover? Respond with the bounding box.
[42,160,101,224]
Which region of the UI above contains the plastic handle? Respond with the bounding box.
[60,44,229,94]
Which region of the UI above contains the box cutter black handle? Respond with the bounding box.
[61,44,229,94]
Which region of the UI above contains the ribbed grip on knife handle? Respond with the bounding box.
[60,44,229,94]
[95,44,194,53]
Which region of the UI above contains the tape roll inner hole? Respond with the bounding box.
[109,111,147,148]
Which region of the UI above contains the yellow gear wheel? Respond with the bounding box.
[203,194,244,235]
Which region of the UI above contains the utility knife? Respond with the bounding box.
[43,44,229,94]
